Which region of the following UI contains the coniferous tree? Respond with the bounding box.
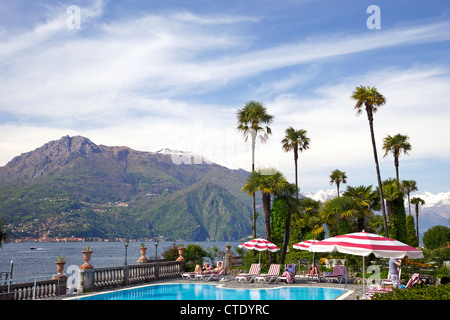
[406,214,418,247]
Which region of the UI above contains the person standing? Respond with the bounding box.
[389,258,402,288]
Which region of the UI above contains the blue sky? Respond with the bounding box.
[0,0,449,195]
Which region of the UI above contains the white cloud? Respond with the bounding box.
[0,4,449,193]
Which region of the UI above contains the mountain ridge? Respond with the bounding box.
[0,135,259,241]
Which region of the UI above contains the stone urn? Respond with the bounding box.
[80,250,94,269]
[176,246,185,261]
[53,258,67,279]
[137,246,148,263]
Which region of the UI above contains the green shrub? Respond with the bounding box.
[161,246,179,261]
[371,284,450,300]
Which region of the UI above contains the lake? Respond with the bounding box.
[0,241,240,280]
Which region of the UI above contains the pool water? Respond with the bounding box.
[74,283,346,300]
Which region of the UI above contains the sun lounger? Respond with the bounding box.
[325,265,346,283]
[307,264,321,282]
[278,263,296,283]
[181,272,196,280]
[255,264,281,283]
[196,267,227,281]
[364,273,420,300]
[236,264,260,283]
[404,273,420,288]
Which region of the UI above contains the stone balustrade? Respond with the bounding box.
[79,260,185,292]
[0,277,67,300]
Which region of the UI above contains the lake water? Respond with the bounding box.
[0,241,240,279]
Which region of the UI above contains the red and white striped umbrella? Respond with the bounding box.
[309,231,423,295]
[293,239,320,267]
[239,237,279,264]
[308,231,423,259]
[293,239,319,250]
[239,237,280,252]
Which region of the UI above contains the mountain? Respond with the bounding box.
[410,191,450,231]
[303,189,450,231]
[302,189,337,202]
[0,135,260,241]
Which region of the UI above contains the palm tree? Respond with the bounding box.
[281,127,310,198]
[290,197,322,240]
[382,178,401,221]
[329,169,347,197]
[401,180,418,216]
[242,168,288,263]
[382,134,411,181]
[342,185,380,232]
[320,196,354,236]
[236,100,274,238]
[351,85,388,236]
[411,197,425,241]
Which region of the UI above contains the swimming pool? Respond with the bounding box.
[73,283,347,300]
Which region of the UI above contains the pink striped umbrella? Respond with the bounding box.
[309,231,423,294]
[293,239,319,250]
[293,239,320,266]
[239,237,280,264]
[308,231,423,259]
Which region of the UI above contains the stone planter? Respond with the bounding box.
[80,250,94,269]
[53,261,67,279]
[137,247,148,263]
[176,246,185,261]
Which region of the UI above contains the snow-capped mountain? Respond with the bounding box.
[302,189,337,202]
[411,191,450,231]
[155,148,241,170]
[413,191,450,208]
[302,189,450,231]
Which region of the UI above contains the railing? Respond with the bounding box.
[0,275,67,300]
[80,261,185,292]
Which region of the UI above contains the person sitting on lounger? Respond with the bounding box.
[195,261,224,274]
[310,265,319,275]
[280,264,295,283]
[202,263,213,271]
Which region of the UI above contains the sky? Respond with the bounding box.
[0,0,449,195]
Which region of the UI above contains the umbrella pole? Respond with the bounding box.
[363,256,366,297]
[344,265,347,290]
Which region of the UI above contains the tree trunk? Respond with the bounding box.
[294,149,298,199]
[415,204,420,242]
[407,192,412,216]
[262,192,272,263]
[357,217,365,232]
[395,156,400,181]
[251,132,257,239]
[386,200,393,221]
[366,105,389,237]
